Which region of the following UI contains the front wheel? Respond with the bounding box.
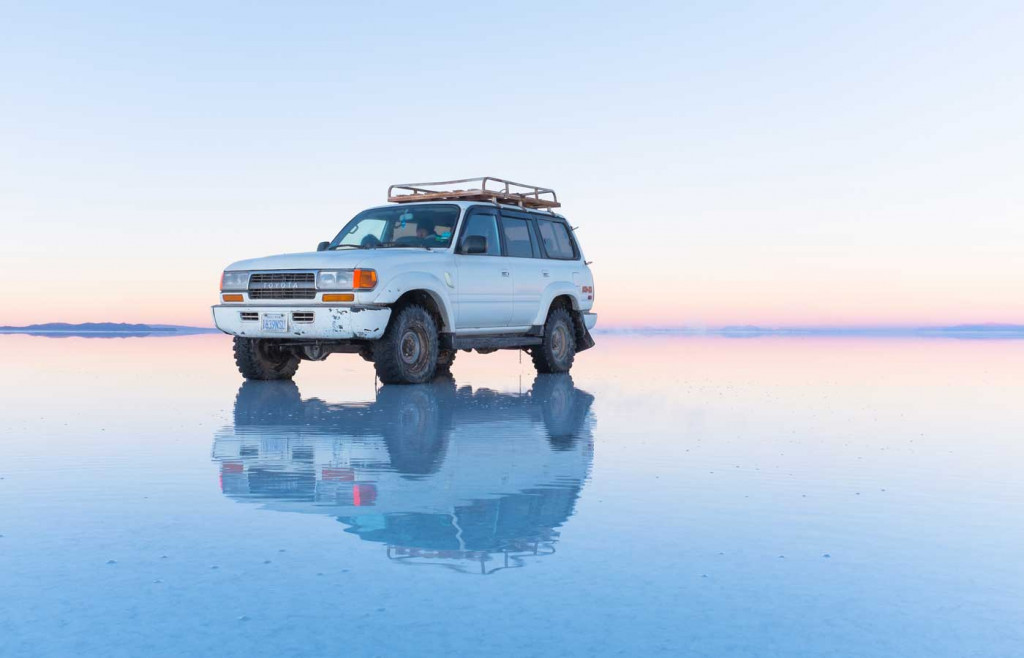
[233,337,300,380]
[531,306,577,373]
[373,305,439,385]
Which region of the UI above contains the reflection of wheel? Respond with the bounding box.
[233,337,300,380]
[233,380,303,425]
[531,307,576,374]
[373,305,439,385]
[531,374,592,449]
[436,349,456,374]
[376,378,454,474]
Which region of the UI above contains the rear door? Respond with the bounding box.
[499,209,546,327]
[453,207,514,329]
[535,214,584,296]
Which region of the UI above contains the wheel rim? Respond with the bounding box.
[551,322,571,363]
[399,325,431,376]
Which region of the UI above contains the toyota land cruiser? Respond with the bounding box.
[212,177,597,384]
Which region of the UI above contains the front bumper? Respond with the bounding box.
[211,305,392,340]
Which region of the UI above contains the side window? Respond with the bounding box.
[501,217,539,258]
[536,219,577,260]
[458,212,502,256]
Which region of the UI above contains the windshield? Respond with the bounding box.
[329,204,459,250]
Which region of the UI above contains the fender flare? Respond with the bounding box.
[531,282,581,327]
[369,271,456,331]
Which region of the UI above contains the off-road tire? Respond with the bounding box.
[373,304,439,385]
[435,349,457,375]
[233,337,300,381]
[531,306,577,374]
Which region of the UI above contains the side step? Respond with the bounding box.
[449,334,543,351]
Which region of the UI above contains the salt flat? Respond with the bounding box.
[1,334,1022,657]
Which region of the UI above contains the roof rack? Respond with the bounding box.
[388,177,560,209]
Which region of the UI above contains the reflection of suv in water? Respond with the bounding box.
[212,178,597,384]
[213,375,594,574]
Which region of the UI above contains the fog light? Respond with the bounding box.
[222,294,244,302]
[323,293,355,302]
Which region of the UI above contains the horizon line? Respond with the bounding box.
[3,321,1024,339]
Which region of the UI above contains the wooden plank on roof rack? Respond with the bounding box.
[388,189,561,208]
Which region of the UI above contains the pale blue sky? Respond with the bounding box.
[2,1,1022,326]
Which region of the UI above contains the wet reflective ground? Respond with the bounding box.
[1,335,1023,657]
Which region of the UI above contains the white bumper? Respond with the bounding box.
[582,312,597,330]
[212,305,392,340]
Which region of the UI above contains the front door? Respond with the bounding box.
[453,208,514,329]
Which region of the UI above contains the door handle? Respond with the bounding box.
[501,271,510,277]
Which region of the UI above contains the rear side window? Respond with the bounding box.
[536,219,576,260]
[501,217,539,258]
[459,212,502,256]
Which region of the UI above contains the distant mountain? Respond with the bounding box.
[719,325,773,337]
[0,323,219,338]
[933,323,1024,332]
[914,324,1024,339]
[1,322,173,332]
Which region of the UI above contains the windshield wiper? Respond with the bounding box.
[328,244,362,250]
[379,242,432,251]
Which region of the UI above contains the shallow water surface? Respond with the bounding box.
[1,335,1022,657]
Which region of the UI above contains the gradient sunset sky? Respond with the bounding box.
[2,1,1022,328]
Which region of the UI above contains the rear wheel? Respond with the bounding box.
[373,305,439,385]
[531,306,577,374]
[233,337,300,380]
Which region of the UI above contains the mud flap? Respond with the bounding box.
[574,312,596,352]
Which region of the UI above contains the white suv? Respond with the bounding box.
[212,178,597,384]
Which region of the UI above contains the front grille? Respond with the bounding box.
[291,312,315,323]
[249,289,317,300]
[240,312,259,322]
[248,271,316,300]
[249,272,315,286]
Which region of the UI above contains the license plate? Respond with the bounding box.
[261,313,287,332]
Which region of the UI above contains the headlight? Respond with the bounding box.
[317,269,354,290]
[221,271,250,291]
[317,269,377,290]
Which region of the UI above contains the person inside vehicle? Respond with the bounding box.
[416,219,441,245]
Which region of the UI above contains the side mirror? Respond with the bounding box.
[316,241,330,252]
[462,235,487,254]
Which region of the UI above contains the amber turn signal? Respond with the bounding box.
[222,294,244,302]
[323,293,355,302]
[353,269,377,289]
